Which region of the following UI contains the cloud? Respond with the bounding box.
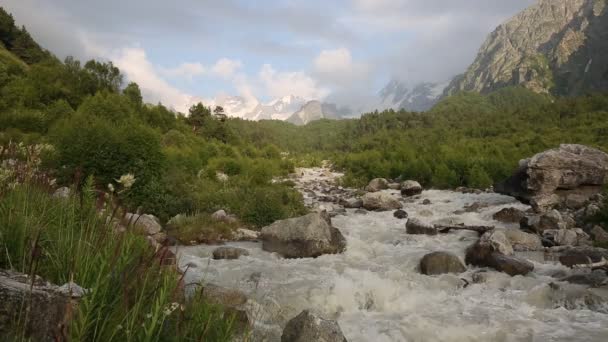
[313,47,370,87]
[161,62,206,79]
[259,64,328,100]
[210,58,243,79]
[111,47,200,112]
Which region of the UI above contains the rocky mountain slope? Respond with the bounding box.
[379,80,448,112]
[445,0,608,96]
[286,100,349,126]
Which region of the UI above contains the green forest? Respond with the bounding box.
[1,5,608,341]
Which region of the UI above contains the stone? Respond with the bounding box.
[558,248,608,267]
[401,180,423,197]
[419,251,466,275]
[200,284,250,331]
[57,282,88,298]
[354,209,368,215]
[260,212,346,258]
[521,210,567,234]
[464,202,489,213]
[503,229,543,251]
[561,270,608,287]
[0,270,70,342]
[364,178,389,192]
[232,228,260,242]
[212,246,250,260]
[492,207,526,223]
[422,199,432,205]
[52,187,71,199]
[465,231,533,276]
[388,183,401,190]
[406,218,437,236]
[590,226,608,243]
[124,213,162,236]
[393,210,408,219]
[361,192,403,211]
[281,310,348,342]
[339,198,363,209]
[543,229,590,247]
[495,145,608,212]
[211,210,238,224]
[489,253,534,276]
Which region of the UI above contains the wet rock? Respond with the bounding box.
[0,270,70,342]
[281,310,348,342]
[393,209,408,219]
[472,270,490,284]
[490,253,534,276]
[212,246,250,260]
[125,213,162,235]
[339,198,363,209]
[590,225,608,243]
[401,180,423,197]
[260,212,346,258]
[466,231,532,276]
[558,248,607,267]
[354,209,368,215]
[492,207,526,223]
[495,144,608,212]
[464,202,489,213]
[561,270,608,287]
[365,178,389,192]
[422,199,432,205]
[521,210,567,234]
[543,229,591,247]
[406,218,437,236]
[503,229,543,251]
[52,186,71,199]
[419,251,466,275]
[361,192,403,211]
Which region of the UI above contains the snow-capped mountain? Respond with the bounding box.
[287,100,350,126]
[378,80,448,112]
[246,95,307,121]
[211,95,259,119]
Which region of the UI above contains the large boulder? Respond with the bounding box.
[502,229,543,251]
[401,180,423,197]
[465,230,534,276]
[364,178,389,192]
[361,192,403,211]
[406,218,437,236]
[520,210,570,234]
[0,270,71,342]
[419,251,466,275]
[543,228,591,247]
[260,213,346,258]
[281,310,348,342]
[495,144,608,212]
[124,213,162,235]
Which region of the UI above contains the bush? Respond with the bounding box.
[166,212,238,244]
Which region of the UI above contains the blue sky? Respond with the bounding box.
[3,0,535,112]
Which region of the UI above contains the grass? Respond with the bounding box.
[0,182,237,341]
[166,212,240,244]
[0,44,28,71]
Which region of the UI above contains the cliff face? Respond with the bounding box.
[445,0,608,96]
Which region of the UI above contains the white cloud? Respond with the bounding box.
[211,58,243,79]
[111,47,200,112]
[258,64,328,100]
[161,62,206,79]
[313,48,369,87]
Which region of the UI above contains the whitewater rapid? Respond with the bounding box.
[176,168,608,341]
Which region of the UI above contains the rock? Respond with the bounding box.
[361,192,403,211]
[405,218,437,236]
[339,198,363,209]
[564,194,589,210]
[388,183,401,190]
[200,284,250,330]
[561,270,608,287]
[464,202,489,213]
[211,209,238,224]
[260,213,346,258]
[401,180,423,197]
[364,178,389,192]
[521,210,567,234]
[419,251,466,275]
[354,209,367,215]
[503,229,543,251]
[465,231,533,276]
[590,226,608,243]
[232,228,260,242]
[422,199,432,205]
[472,270,491,284]
[495,145,608,212]
[492,207,526,223]
[281,310,348,342]
[52,187,71,199]
[543,229,590,246]
[125,213,162,236]
[558,248,608,267]
[0,270,70,342]
[212,246,250,260]
[152,232,168,244]
[393,210,408,219]
[57,282,88,298]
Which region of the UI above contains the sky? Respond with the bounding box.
[2,0,536,113]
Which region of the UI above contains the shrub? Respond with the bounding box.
[166,212,238,244]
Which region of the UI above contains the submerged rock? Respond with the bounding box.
[401,180,423,197]
[281,310,348,342]
[212,246,250,260]
[419,251,466,275]
[495,144,608,212]
[393,209,409,219]
[406,218,437,236]
[361,192,403,211]
[260,212,346,258]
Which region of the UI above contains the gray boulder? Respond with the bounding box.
[419,251,466,275]
[281,310,348,342]
[361,192,403,211]
[212,246,250,260]
[406,218,437,236]
[401,180,423,196]
[503,229,543,251]
[260,213,346,258]
[365,178,389,192]
[495,144,608,212]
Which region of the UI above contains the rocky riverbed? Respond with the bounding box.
[176,167,608,341]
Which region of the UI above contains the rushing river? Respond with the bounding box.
[176,168,608,341]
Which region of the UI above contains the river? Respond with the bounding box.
[176,167,608,341]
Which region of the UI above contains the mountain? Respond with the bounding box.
[246,95,307,121]
[286,100,349,126]
[378,80,448,112]
[445,0,608,96]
